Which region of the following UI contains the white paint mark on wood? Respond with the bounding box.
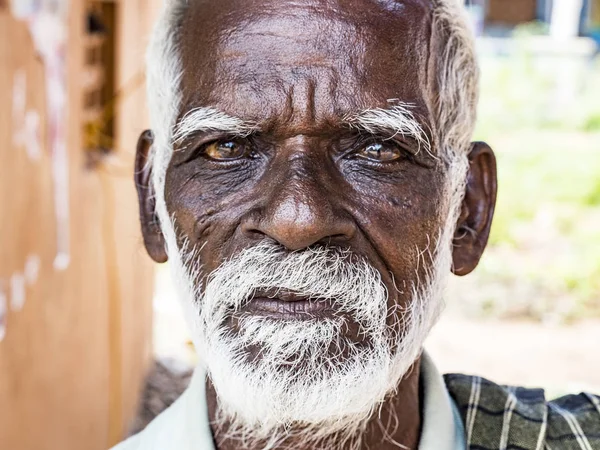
[0,258,42,341]
[53,252,70,271]
[24,254,41,285]
[52,141,70,271]
[12,70,42,162]
[23,111,42,161]
[10,273,26,312]
[12,69,26,124]
[10,0,71,270]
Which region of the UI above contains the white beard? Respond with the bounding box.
[198,243,390,442]
[164,237,452,449]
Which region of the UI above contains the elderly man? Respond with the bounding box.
[116,0,600,449]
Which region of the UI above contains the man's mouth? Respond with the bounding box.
[239,288,337,320]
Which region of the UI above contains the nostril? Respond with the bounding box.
[240,217,267,239]
[321,233,349,242]
[239,210,267,238]
[244,228,268,241]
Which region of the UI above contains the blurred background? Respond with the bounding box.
[430,0,600,396]
[0,1,599,449]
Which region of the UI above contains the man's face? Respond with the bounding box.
[170,0,445,321]
[137,0,496,442]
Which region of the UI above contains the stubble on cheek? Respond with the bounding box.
[371,175,448,336]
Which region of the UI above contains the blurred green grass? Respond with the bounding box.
[447,33,600,323]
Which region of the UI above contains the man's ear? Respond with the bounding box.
[135,130,168,263]
[451,142,497,276]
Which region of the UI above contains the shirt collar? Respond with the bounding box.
[419,352,466,450]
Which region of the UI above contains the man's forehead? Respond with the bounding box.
[178,0,435,129]
[181,0,433,24]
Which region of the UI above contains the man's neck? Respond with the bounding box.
[206,359,422,450]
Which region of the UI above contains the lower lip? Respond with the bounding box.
[240,297,336,319]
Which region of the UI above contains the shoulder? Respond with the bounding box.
[444,373,600,449]
[109,362,210,450]
[130,360,194,435]
[546,392,600,448]
[109,394,191,450]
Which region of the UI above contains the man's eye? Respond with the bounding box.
[357,143,403,162]
[204,141,246,160]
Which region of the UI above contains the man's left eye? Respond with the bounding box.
[204,141,246,160]
[357,143,403,162]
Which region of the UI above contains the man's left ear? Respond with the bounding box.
[135,130,168,263]
[451,142,497,276]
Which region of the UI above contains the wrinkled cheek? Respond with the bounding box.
[164,178,223,270]
[371,191,448,332]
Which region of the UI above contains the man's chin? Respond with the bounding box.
[222,314,374,366]
[204,319,397,436]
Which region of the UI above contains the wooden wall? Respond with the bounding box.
[592,0,600,26]
[487,0,537,25]
[0,1,160,449]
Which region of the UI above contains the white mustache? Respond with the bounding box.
[198,241,389,338]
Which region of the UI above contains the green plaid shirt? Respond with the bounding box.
[445,374,600,450]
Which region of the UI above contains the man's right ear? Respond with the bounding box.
[135,130,168,263]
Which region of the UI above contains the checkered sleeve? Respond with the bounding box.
[445,374,600,450]
[546,393,600,450]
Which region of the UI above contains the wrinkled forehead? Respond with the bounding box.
[178,0,435,122]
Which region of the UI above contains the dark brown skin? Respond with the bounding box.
[135,0,497,448]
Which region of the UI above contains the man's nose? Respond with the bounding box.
[242,175,356,251]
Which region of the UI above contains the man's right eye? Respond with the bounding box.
[204,141,247,160]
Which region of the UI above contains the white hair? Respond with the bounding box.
[430,0,480,258]
[344,103,434,158]
[173,107,258,144]
[145,0,478,447]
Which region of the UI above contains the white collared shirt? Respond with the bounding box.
[113,353,465,450]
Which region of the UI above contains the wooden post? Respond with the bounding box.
[591,0,600,27]
[486,0,537,25]
[0,2,160,449]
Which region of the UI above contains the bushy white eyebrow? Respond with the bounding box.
[172,105,433,157]
[172,107,258,144]
[343,103,434,158]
